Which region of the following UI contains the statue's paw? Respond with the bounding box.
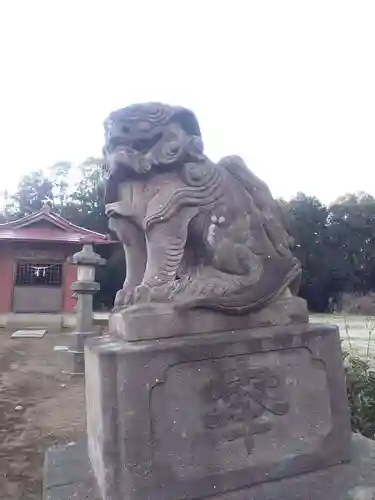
[114,289,125,308]
[133,282,174,305]
[133,284,151,304]
[123,290,135,306]
[149,283,173,302]
[114,287,136,309]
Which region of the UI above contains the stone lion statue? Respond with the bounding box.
[104,102,303,316]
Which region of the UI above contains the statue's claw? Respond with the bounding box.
[114,286,136,310]
[133,282,174,305]
[133,284,151,304]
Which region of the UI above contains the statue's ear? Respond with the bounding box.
[173,108,201,138]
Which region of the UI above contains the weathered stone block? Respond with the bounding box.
[43,440,101,500]
[43,435,375,500]
[85,323,351,500]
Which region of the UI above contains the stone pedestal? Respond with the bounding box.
[85,323,351,500]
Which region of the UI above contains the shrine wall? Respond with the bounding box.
[0,243,14,314]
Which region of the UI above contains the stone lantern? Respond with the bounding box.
[66,241,106,374]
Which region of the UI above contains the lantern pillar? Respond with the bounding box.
[66,243,106,374]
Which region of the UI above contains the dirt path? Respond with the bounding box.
[0,332,85,500]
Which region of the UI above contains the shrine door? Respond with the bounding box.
[12,261,63,313]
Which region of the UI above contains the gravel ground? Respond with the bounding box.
[0,314,374,499]
[0,331,85,500]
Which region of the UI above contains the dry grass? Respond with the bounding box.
[311,313,375,358]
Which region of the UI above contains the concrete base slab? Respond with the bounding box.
[11,329,47,338]
[43,439,101,500]
[43,434,375,500]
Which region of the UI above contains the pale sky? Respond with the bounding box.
[1,1,374,204]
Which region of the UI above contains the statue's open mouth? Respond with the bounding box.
[111,147,130,164]
[109,148,152,174]
[105,136,131,155]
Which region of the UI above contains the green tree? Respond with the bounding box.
[6,170,54,218]
[286,193,332,311]
[327,192,375,295]
[285,191,375,312]
[4,158,108,233]
[61,157,108,234]
[49,161,72,211]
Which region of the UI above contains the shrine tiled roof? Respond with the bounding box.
[0,204,112,244]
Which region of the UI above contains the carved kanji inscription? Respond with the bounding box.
[202,358,289,454]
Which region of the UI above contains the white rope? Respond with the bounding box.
[30,264,58,277]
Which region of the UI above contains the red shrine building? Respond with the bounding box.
[0,205,112,328]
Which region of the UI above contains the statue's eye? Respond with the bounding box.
[122,125,130,134]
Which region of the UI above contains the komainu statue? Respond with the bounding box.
[104,103,304,318]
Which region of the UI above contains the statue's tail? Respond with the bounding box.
[175,258,302,315]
